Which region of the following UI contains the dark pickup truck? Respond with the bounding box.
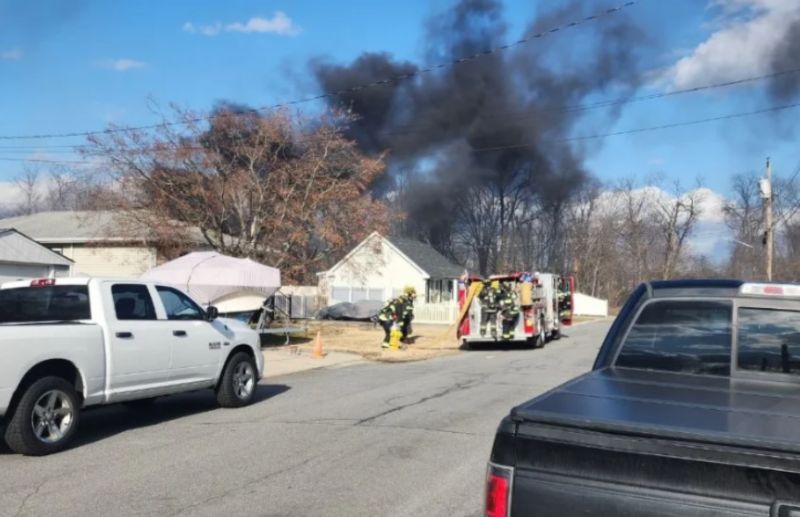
[487,279,800,517]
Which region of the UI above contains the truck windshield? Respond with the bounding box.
[0,285,90,323]
[615,300,732,376]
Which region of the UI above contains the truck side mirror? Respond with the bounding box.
[206,306,219,321]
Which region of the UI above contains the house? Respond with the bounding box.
[317,232,464,306]
[0,229,73,283]
[0,211,208,278]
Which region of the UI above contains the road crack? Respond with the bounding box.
[13,477,49,517]
[355,374,486,425]
[166,453,325,517]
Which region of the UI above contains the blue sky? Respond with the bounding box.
[1,0,799,196]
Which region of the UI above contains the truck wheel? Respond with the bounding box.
[551,328,561,340]
[4,376,80,456]
[535,318,547,349]
[216,352,258,408]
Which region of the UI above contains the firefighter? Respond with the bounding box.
[479,280,503,338]
[399,286,416,342]
[557,278,572,320]
[499,282,520,340]
[378,297,400,348]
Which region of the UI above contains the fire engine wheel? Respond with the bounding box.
[535,318,547,349]
[550,328,562,340]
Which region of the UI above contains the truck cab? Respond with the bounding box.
[487,279,800,517]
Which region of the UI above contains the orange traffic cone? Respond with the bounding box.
[312,331,324,359]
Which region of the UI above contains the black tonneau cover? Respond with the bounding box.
[512,367,800,456]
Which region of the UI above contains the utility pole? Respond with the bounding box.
[761,157,774,281]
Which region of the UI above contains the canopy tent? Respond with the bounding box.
[141,251,280,306]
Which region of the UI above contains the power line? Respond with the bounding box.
[2,100,800,165]
[0,157,95,165]
[470,101,800,153]
[0,1,639,142]
[378,66,800,137]
[3,64,800,156]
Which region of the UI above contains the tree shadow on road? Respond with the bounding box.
[0,384,290,455]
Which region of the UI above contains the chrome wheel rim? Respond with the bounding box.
[232,361,255,400]
[31,390,74,444]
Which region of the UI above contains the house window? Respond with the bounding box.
[332,286,350,303]
[351,288,368,302]
[332,286,389,303]
[426,279,453,303]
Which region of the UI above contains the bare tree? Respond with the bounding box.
[655,182,704,280]
[723,173,762,279]
[15,166,41,215]
[84,107,392,283]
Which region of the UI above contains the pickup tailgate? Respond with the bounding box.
[505,368,800,516]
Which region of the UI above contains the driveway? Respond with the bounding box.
[0,320,611,517]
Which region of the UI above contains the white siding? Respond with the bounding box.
[322,234,427,304]
[573,292,608,317]
[0,263,70,284]
[55,244,157,278]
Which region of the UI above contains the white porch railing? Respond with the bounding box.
[414,302,459,324]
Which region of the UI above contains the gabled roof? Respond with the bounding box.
[0,211,208,245]
[0,229,73,267]
[322,232,463,279]
[387,236,464,279]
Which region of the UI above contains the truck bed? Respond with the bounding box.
[501,368,800,516]
[513,367,800,457]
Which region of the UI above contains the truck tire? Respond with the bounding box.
[551,328,562,340]
[216,352,258,408]
[535,318,547,349]
[4,376,80,456]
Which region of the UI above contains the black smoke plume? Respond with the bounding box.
[769,17,800,101]
[311,0,647,272]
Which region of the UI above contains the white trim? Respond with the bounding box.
[380,237,430,279]
[321,232,430,279]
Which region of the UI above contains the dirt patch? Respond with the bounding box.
[290,321,461,362]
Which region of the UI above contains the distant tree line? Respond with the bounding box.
[6,107,799,304]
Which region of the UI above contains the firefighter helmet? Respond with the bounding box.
[403,286,417,298]
[490,280,501,289]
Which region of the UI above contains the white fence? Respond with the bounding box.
[274,294,325,320]
[573,292,608,317]
[414,302,459,324]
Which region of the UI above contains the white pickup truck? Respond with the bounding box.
[0,277,263,456]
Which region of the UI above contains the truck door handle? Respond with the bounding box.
[173,330,187,337]
[116,332,133,339]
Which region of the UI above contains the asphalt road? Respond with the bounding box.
[0,319,611,517]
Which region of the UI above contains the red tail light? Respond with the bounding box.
[485,463,513,517]
[30,278,56,287]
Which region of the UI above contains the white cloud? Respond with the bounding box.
[1,48,23,61]
[182,21,222,36]
[590,185,731,258]
[183,11,301,37]
[95,59,148,72]
[665,0,800,89]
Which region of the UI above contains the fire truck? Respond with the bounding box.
[456,272,574,348]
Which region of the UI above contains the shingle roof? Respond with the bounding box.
[388,236,464,279]
[0,211,207,245]
[0,229,73,266]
